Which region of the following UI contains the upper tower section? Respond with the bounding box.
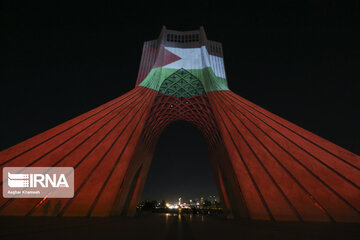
[135,26,229,94]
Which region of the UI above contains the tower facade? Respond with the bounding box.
[0,27,359,222]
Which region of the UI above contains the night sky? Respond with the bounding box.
[2,1,359,203]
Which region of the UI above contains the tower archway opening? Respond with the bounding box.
[140,121,221,214]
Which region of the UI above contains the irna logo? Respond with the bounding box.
[7,172,69,188]
[3,167,74,198]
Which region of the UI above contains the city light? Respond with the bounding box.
[167,204,179,209]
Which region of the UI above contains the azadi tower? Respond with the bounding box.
[0,27,359,222]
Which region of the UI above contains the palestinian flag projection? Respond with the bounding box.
[0,27,359,222]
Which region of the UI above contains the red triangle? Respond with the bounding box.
[152,46,182,68]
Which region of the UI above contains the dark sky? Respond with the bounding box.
[2,1,359,202]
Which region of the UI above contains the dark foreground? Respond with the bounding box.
[0,213,359,240]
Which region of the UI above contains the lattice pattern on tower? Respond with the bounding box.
[159,68,205,97]
[142,70,221,147]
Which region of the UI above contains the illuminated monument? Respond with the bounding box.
[0,27,359,222]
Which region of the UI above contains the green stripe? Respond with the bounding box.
[139,67,229,92]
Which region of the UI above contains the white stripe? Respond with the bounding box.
[163,46,226,79]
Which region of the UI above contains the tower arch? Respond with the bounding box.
[0,27,359,222]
